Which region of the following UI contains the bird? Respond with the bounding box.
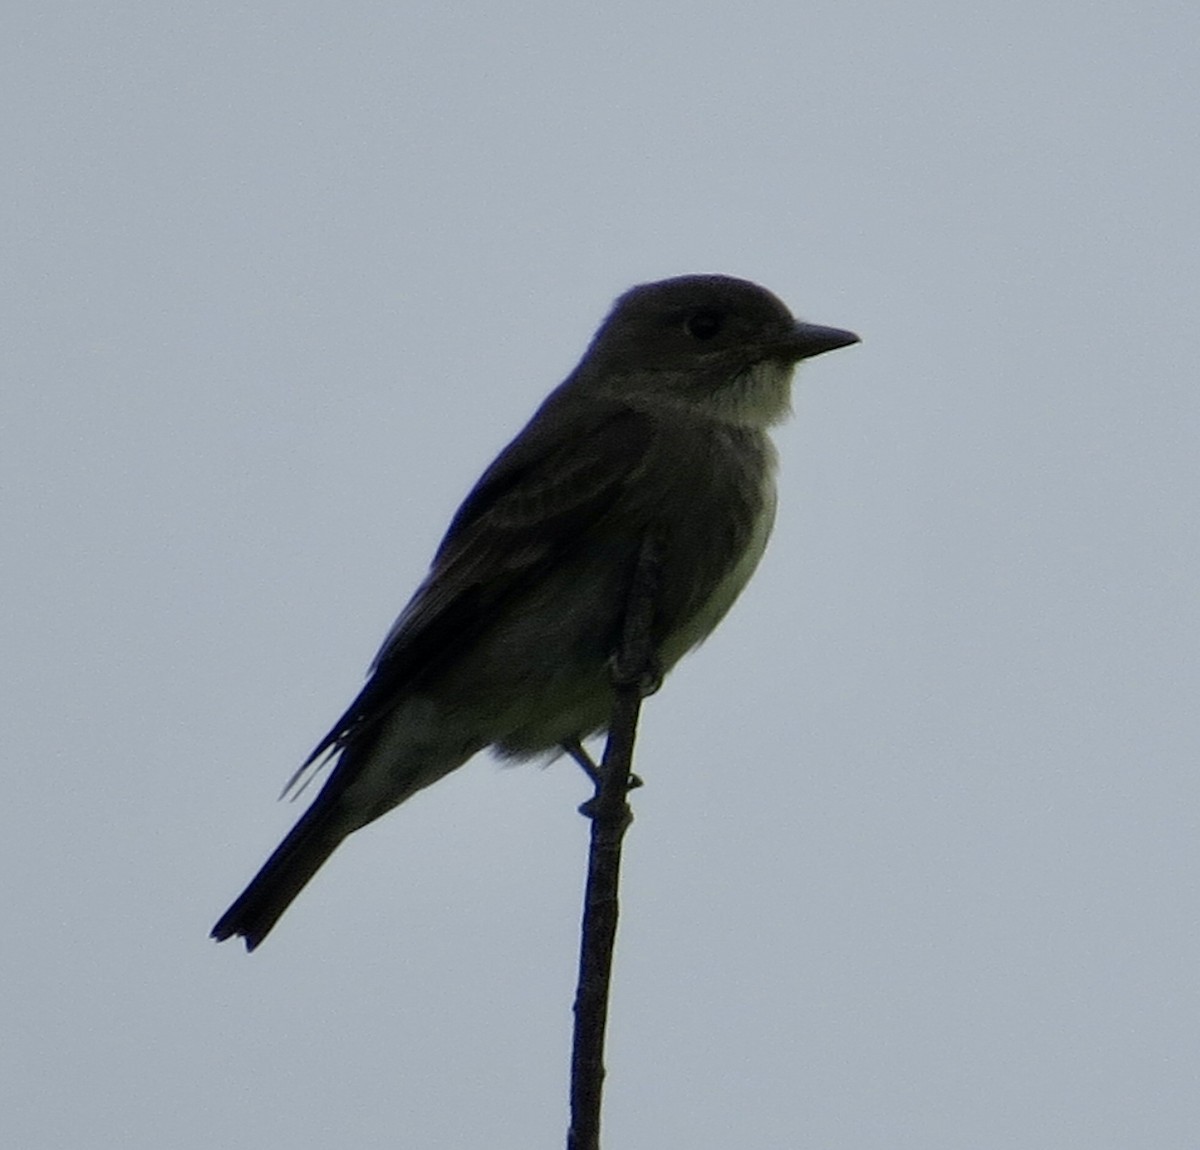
[211,274,858,949]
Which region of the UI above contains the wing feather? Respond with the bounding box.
[293,399,654,781]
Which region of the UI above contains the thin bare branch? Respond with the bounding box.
[567,535,659,1150]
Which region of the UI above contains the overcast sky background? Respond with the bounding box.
[3,4,1197,1148]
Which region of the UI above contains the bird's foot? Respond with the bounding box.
[606,651,662,697]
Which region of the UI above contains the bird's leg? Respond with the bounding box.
[562,738,643,796]
[562,738,601,785]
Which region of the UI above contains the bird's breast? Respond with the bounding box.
[653,429,778,670]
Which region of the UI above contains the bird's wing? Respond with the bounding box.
[292,399,655,782]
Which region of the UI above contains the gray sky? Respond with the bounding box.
[3,4,1197,1147]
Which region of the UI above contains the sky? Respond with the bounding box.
[3,3,1197,1148]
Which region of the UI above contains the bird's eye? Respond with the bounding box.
[684,308,724,340]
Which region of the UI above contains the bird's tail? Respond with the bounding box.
[211,797,348,951]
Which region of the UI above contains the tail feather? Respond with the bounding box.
[211,799,347,951]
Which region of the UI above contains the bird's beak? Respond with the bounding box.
[779,321,860,362]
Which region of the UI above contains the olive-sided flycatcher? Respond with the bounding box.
[212,274,858,949]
